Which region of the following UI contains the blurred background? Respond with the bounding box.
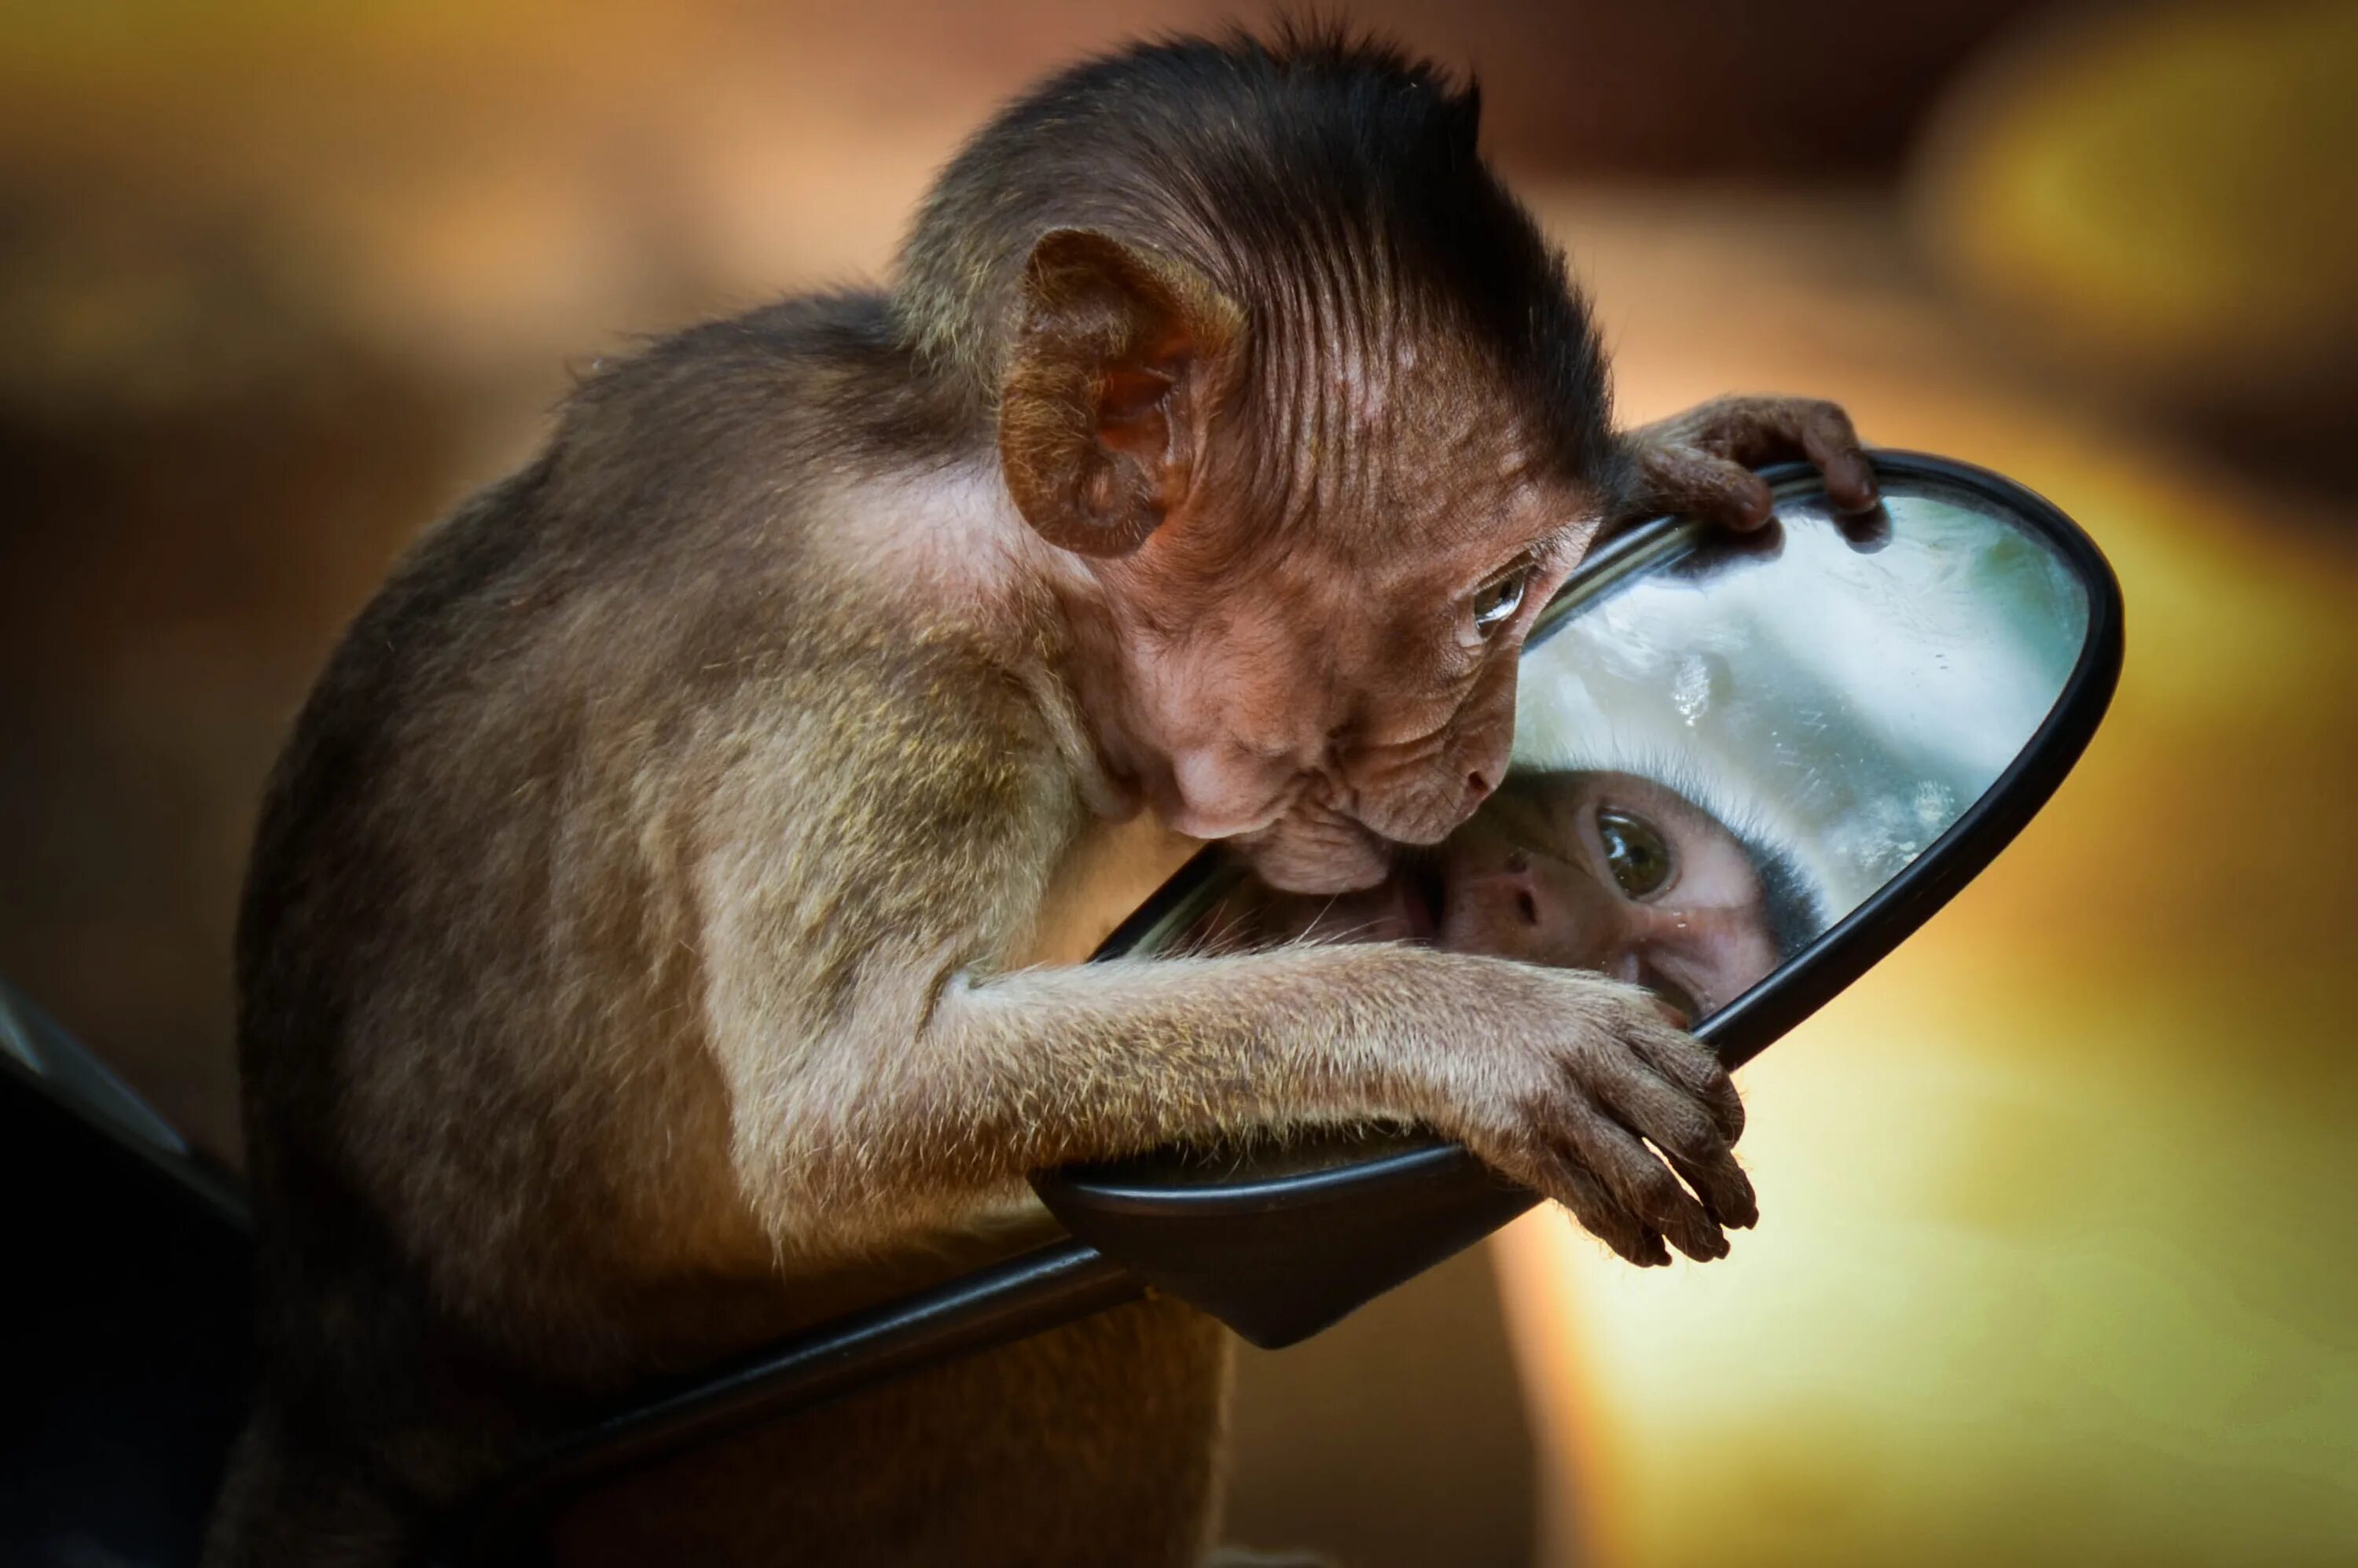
[4,2,2353,1563]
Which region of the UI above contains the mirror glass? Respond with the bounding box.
[1115,464,2094,1031]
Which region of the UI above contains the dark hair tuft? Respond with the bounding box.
[894,27,1613,483]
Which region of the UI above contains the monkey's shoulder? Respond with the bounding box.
[552,290,979,487]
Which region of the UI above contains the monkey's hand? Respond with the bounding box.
[1615,394,1878,534]
[1423,971,1753,1268]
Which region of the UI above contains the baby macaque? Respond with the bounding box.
[208,28,1875,1568]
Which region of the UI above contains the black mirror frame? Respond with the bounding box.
[1030,449,2123,1345]
[444,450,2123,1555]
[1084,449,2123,1081]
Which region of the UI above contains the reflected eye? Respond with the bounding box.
[1471,566,1531,635]
[1596,807,1674,898]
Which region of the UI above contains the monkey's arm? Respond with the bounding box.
[677,586,1750,1279]
[1616,394,1879,531]
[718,941,1753,1272]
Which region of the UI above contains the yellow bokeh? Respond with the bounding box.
[4,3,2353,1561]
[1497,386,2358,1566]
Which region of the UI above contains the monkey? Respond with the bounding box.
[204,28,1879,1568]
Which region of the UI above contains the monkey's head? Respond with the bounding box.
[903,33,1619,894]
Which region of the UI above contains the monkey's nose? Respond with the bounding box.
[1464,770,1495,809]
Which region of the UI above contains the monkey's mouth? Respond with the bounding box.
[1392,854,1448,944]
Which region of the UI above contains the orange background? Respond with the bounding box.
[4,3,2352,1562]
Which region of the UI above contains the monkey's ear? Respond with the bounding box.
[999,229,1245,557]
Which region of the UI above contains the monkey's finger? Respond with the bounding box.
[1664,1145,1759,1232]
[1717,396,1875,514]
[1795,400,1878,513]
[1640,447,1776,531]
[1585,1060,1757,1233]
[1559,1098,1731,1262]
[1629,1026,1746,1145]
[1533,1144,1670,1268]
[1675,395,1875,517]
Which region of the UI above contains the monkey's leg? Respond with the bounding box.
[202,1404,413,1568]
[547,1294,1229,1568]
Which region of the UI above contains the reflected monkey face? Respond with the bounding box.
[1425,770,1784,1023]
[1203,767,1792,1024]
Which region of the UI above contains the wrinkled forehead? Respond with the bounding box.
[1233,324,1608,558]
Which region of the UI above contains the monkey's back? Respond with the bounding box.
[215,299,1229,1566]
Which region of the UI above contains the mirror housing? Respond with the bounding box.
[1038,450,2124,1346]
[1038,1138,1525,1349]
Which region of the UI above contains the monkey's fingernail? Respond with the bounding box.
[1724,1179,1759,1229]
[1838,455,1879,508]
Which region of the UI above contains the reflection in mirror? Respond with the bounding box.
[1119,467,2093,1029]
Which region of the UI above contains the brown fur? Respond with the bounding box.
[207,30,1871,1566]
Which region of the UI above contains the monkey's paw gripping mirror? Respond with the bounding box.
[1037,450,2123,1348]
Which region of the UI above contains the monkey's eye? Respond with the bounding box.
[1596,807,1674,899]
[1471,565,1532,634]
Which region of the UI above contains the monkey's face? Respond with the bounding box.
[1096,464,1603,897]
[993,226,1614,894]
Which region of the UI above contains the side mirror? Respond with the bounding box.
[453,450,2123,1543]
[1037,450,2123,1347]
